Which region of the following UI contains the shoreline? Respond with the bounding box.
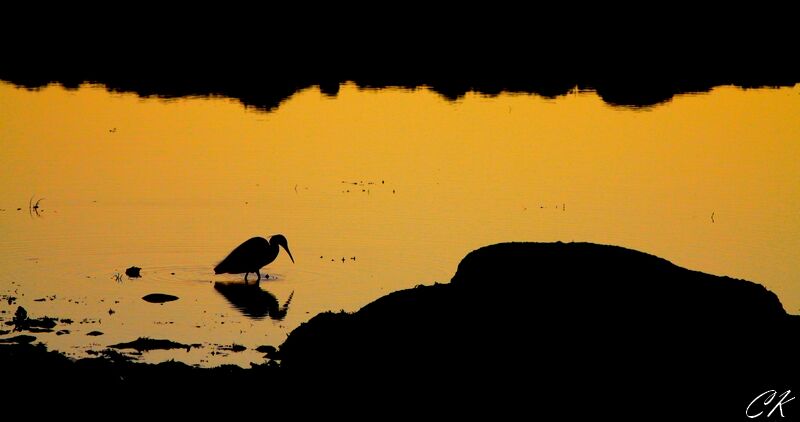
[2,242,796,416]
[2,64,796,110]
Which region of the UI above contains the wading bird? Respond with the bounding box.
[214,235,294,283]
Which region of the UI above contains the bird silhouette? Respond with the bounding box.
[214,234,294,283]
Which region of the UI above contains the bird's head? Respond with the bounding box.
[271,234,295,263]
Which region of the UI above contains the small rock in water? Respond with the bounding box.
[56,330,70,336]
[86,331,104,336]
[142,293,179,304]
[125,266,142,278]
[110,337,192,352]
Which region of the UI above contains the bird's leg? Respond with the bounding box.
[244,272,249,284]
[256,270,261,283]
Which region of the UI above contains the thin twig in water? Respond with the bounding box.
[28,195,44,217]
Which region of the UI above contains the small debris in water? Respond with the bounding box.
[56,330,70,336]
[220,344,246,352]
[87,331,104,336]
[34,298,46,302]
[60,318,73,324]
[108,309,115,315]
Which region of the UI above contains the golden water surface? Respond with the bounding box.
[0,81,798,366]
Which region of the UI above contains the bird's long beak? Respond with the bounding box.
[282,245,295,263]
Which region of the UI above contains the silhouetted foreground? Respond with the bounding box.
[279,242,799,417]
[2,243,797,417]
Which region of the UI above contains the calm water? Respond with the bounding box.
[0,81,798,367]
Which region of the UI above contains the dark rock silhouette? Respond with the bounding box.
[0,334,36,344]
[278,242,800,418]
[125,266,141,278]
[109,337,192,352]
[142,293,178,303]
[213,282,293,320]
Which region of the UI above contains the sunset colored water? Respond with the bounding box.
[1,81,798,367]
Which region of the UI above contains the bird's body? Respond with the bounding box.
[214,235,294,283]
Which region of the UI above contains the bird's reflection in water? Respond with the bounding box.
[213,282,293,320]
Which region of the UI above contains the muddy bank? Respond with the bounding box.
[2,242,797,416]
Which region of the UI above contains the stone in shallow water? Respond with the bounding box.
[109,337,192,352]
[0,335,36,344]
[86,331,104,336]
[142,293,178,303]
[125,266,141,277]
